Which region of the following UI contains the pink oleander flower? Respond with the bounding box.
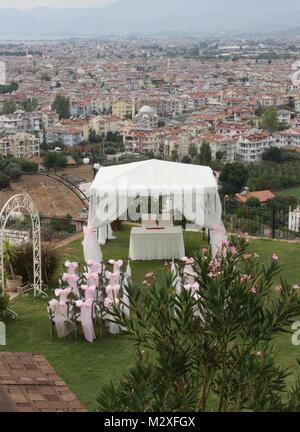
[275,285,282,293]
[202,248,208,254]
[256,351,263,357]
[240,274,251,283]
[230,246,238,256]
[243,253,253,261]
[222,240,230,248]
[240,232,249,238]
[293,284,300,291]
[143,280,151,288]
[272,254,279,262]
[208,271,221,279]
[251,286,257,294]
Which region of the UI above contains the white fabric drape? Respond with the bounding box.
[84,160,226,260]
[83,226,102,263]
[98,224,116,246]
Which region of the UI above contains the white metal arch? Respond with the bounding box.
[0,194,45,297]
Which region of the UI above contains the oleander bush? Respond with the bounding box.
[98,235,300,412]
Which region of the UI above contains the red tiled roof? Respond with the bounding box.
[235,190,275,203]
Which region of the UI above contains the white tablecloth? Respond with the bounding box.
[129,227,185,261]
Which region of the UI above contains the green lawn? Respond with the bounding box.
[276,187,300,202]
[3,226,300,410]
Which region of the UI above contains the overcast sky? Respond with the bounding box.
[0,0,112,9]
[0,0,299,10]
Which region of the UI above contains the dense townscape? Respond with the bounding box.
[0,36,299,164]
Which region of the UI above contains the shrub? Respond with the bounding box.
[5,163,22,181]
[15,242,59,285]
[0,172,10,190]
[19,159,38,173]
[98,236,300,412]
[0,292,10,320]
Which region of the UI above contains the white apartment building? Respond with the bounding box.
[0,112,47,132]
[289,207,300,233]
[43,127,84,147]
[277,110,291,125]
[198,134,236,163]
[0,132,40,158]
[279,128,300,148]
[235,131,275,162]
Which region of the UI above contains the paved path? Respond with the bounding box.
[53,233,83,249]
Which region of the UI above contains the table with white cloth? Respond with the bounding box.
[129,227,185,261]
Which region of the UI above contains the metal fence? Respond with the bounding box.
[4,215,85,243]
[223,202,300,241]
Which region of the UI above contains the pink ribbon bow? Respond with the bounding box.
[106,284,120,299]
[64,261,78,274]
[105,270,120,286]
[62,273,79,286]
[54,287,72,303]
[83,272,99,287]
[109,259,123,272]
[87,260,102,274]
[83,226,96,235]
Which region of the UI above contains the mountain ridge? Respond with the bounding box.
[0,2,299,38]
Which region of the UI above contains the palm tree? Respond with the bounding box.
[3,239,18,280]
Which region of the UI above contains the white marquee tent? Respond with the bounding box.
[83,159,226,262]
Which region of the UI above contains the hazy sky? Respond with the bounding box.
[0,0,112,9]
[0,0,299,10]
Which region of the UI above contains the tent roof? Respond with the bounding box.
[90,159,218,195]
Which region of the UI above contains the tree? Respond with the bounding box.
[43,152,67,171]
[188,143,198,160]
[0,82,18,94]
[182,155,192,164]
[199,141,212,165]
[41,74,51,81]
[262,147,283,163]
[51,94,70,119]
[171,150,179,162]
[158,119,166,128]
[5,163,21,181]
[262,107,279,132]
[0,172,10,190]
[267,195,298,209]
[23,97,38,112]
[220,163,249,196]
[97,236,300,412]
[18,159,38,173]
[2,98,16,114]
[245,197,261,208]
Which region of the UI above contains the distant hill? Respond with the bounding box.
[0,1,299,38]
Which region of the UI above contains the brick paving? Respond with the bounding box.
[0,353,86,412]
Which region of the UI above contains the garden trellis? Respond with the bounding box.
[0,194,45,298]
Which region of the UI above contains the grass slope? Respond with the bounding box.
[3,226,300,410]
